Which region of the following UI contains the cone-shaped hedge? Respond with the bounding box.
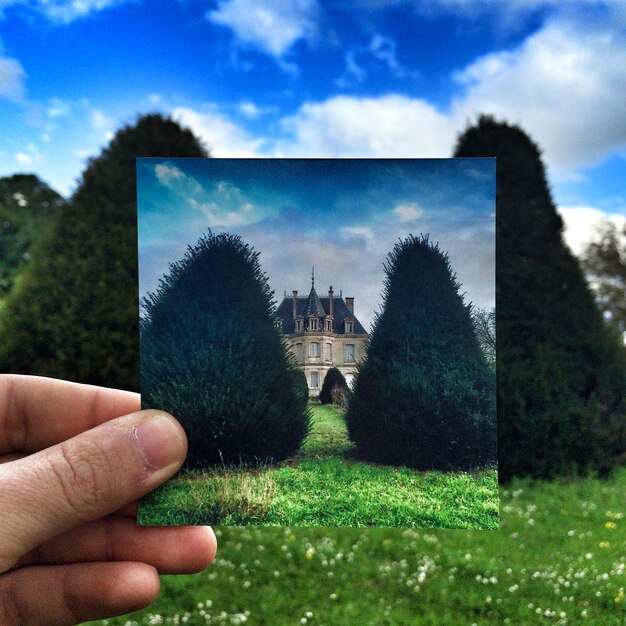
[346,234,496,471]
[0,114,206,390]
[455,115,626,480]
[141,231,311,468]
[319,367,349,405]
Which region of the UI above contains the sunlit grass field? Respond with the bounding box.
[138,404,498,529]
[91,467,625,626]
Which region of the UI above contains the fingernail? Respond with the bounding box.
[133,414,185,470]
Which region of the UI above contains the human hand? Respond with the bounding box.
[0,374,217,625]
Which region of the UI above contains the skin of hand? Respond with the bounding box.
[0,374,217,626]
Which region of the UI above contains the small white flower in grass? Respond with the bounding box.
[305,612,313,618]
[329,594,337,600]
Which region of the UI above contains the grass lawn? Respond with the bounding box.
[138,403,498,529]
[90,468,625,626]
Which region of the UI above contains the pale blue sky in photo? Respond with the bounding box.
[137,157,495,331]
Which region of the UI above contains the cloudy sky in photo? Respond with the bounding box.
[137,157,495,331]
[1,0,625,256]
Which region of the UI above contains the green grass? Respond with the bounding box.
[138,404,498,529]
[90,468,626,626]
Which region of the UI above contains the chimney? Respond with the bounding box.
[328,286,334,317]
[345,297,354,314]
[292,290,298,319]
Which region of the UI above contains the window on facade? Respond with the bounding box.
[345,320,353,333]
[310,371,319,389]
[344,343,355,363]
[309,342,319,358]
[296,343,304,363]
[324,342,332,362]
[345,373,355,388]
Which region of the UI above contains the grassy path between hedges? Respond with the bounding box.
[138,404,499,528]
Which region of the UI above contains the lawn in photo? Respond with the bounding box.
[136,157,497,528]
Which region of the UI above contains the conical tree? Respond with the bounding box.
[346,234,496,471]
[0,114,206,390]
[319,367,349,405]
[141,231,311,468]
[454,115,626,480]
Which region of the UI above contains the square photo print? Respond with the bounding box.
[136,157,498,528]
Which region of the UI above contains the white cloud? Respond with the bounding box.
[90,108,111,131]
[0,52,26,101]
[272,14,625,178]
[155,163,185,187]
[341,226,374,241]
[47,98,70,118]
[207,0,319,58]
[393,202,423,222]
[275,95,454,157]
[337,34,419,88]
[558,206,626,256]
[451,18,626,171]
[15,151,33,165]
[0,0,132,23]
[172,106,265,157]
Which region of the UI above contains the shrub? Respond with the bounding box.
[346,234,496,471]
[141,231,311,469]
[319,367,349,406]
[455,115,626,480]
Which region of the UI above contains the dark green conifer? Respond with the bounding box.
[141,231,311,468]
[346,234,496,471]
[319,367,349,405]
[0,114,206,390]
[454,115,626,480]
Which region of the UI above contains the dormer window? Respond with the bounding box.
[326,319,333,332]
[295,318,303,332]
[345,320,353,334]
[310,317,318,331]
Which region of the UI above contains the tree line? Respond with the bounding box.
[0,113,623,480]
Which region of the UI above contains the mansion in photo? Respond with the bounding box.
[275,273,369,396]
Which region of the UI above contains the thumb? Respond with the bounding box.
[0,409,186,571]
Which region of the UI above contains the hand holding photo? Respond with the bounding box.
[137,158,497,528]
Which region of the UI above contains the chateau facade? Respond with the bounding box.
[275,274,369,396]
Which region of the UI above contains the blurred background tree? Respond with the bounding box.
[455,115,626,480]
[471,306,496,369]
[581,219,626,337]
[0,114,207,391]
[1,112,623,481]
[0,174,65,305]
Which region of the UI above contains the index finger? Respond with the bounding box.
[0,375,140,454]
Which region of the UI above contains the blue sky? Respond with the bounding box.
[137,157,495,331]
[1,0,625,256]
